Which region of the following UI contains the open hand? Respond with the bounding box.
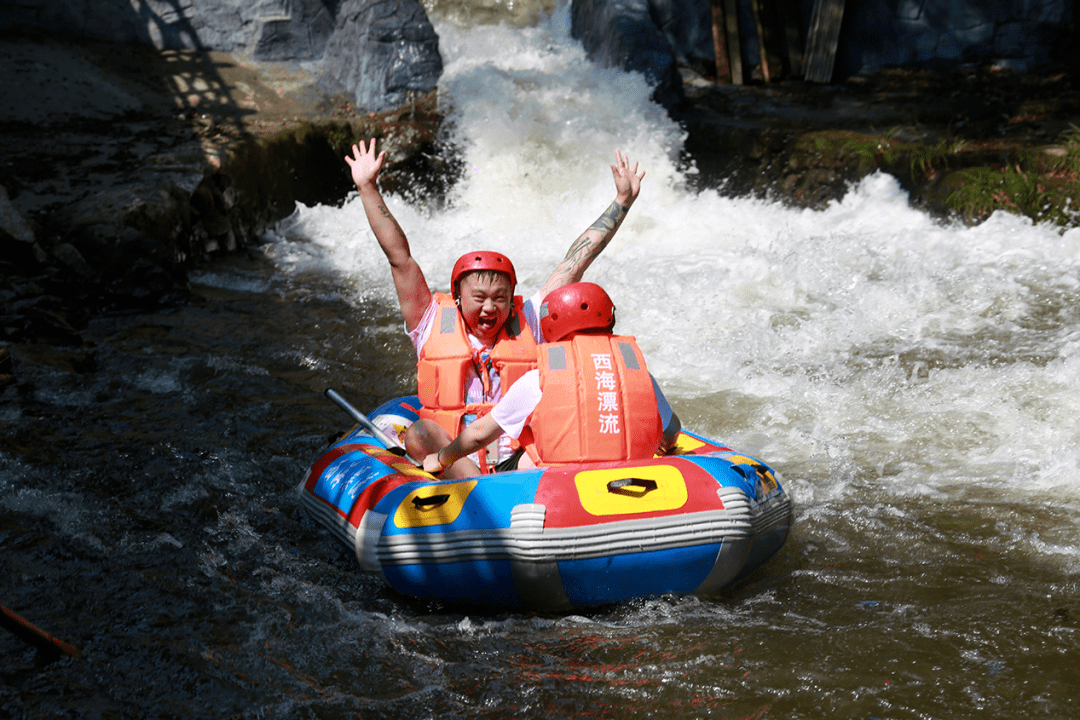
[345,138,386,189]
[611,150,645,207]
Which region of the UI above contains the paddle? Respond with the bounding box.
[0,603,82,660]
[324,388,420,466]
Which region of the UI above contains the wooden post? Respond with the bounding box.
[750,0,771,82]
[778,0,805,77]
[723,0,743,85]
[804,0,845,83]
[711,0,731,83]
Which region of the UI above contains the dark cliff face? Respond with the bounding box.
[0,0,446,345]
[569,0,1076,93]
[320,0,443,112]
[0,33,447,347]
[0,0,443,113]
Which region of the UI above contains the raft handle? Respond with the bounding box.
[412,494,451,509]
[606,478,658,496]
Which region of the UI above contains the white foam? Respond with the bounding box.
[267,10,1080,506]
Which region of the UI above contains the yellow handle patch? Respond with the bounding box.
[394,480,478,528]
[355,444,431,477]
[726,455,778,493]
[574,465,688,516]
[653,432,707,458]
[672,432,707,454]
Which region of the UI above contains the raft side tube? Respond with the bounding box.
[374,486,754,566]
[300,394,794,609]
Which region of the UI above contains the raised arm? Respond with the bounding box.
[346,139,432,331]
[538,150,645,298]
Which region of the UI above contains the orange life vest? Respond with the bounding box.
[416,292,538,440]
[519,334,662,466]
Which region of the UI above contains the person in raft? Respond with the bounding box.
[422,282,682,477]
[345,138,646,475]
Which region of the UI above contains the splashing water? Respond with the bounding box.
[276,8,1080,520]
[9,6,1077,718]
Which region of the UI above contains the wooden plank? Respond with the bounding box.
[777,0,805,77]
[804,0,845,83]
[750,0,771,82]
[722,0,743,85]
[711,0,731,83]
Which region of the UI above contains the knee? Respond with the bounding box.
[404,420,452,457]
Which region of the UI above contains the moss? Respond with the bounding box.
[776,124,1080,230]
[943,126,1080,229]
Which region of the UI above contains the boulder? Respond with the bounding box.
[644,0,717,77]
[0,187,34,245]
[570,0,686,110]
[569,0,1074,97]
[249,2,336,61]
[832,0,1073,79]
[320,0,443,113]
[0,0,443,112]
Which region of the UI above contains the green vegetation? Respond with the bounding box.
[944,125,1080,229]
[839,128,969,180]
[794,126,1080,231]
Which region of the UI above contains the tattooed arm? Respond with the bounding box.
[538,151,645,299]
[346,139,432,331]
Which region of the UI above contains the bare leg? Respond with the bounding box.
[404,419,482,479]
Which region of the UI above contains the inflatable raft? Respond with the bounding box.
[300,395,792,610]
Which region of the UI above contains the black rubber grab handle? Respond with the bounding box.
[606,478,658,494]
[412,494,450,509]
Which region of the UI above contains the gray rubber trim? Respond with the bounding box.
[693,537,754,595]
[375,487,757,566]
[508,504,574,610]
[299,476,357,550]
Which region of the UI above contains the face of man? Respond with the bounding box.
[456,271,513,345]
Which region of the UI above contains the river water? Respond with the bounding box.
[4,5,1080,719]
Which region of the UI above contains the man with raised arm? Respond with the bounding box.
[345,138,645,475]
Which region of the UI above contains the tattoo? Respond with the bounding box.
[587,201,628,234]
[560,201,626,266]
[560,236,594,269]
[546,201,630,289]
[377,204,405,234]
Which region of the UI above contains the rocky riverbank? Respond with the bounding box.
[0,37,448,348]
[676,63,1080,223]
[2,34,1079,351]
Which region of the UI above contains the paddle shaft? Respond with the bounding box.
[324,388,420,465]
[0,603,81,658]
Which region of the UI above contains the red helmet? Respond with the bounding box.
[451,251,517,296]
[540,282,616,342]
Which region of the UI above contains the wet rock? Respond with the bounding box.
[3,0,444,114]
[0,345,13,387]
[570,0,685,111]
[250,2,336,62]
[4,295,87,346]
[677,64,1080,225]
[320,0,443,113]
[835,0,1072,79]
[50,244,96,280]
[103,257,190,310]
[0,186,43,273]
[0,186,35,244]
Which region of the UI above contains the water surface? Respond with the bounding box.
[3,4,1079,718]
